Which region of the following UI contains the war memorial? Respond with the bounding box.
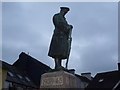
[40,7,82,89]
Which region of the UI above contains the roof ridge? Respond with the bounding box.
[14,52,51,69]
[97,70,118,74]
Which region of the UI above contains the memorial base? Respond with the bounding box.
[40,71,81,89]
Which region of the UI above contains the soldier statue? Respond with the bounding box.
[48,7,73,70]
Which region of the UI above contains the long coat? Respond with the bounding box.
[48,13,72,59]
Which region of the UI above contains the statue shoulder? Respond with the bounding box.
[53,13,60,17]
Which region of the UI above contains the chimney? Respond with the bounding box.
[118,63,120,71]
[81,72,92,80]
[68,69,75,74]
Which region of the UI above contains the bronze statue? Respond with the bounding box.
[48,7,73,70]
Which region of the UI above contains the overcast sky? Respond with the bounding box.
[2,2,118,76]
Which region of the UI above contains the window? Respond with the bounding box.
[98,79,104,82]
[17,74,22,79]
[8,72,14,77]
[25,77,30,81]
[4,81,11,88]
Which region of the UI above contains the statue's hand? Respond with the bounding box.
[70,25,73,29]
[67,25,73,30]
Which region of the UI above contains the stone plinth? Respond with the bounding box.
[40,71,80,89]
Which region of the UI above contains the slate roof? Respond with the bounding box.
[13,52,52,88]
[75,74,91,83]
[113,80,120,90]
[1,60,37,88]
[86,70,120,89]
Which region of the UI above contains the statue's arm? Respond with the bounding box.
[53,14,72,33]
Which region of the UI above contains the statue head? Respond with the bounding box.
[60,7,70,16]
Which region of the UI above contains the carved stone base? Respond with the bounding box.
[40,71,80,89]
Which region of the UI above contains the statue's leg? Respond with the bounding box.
[55,58,57,69]
[55,58,62,69]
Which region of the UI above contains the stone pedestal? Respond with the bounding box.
[40,71,80,89]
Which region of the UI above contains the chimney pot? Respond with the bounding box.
[81,72,92,80]
[118,63,120,71]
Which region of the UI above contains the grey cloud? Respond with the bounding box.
[2,2,118,76]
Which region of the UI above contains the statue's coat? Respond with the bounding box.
[48,13,72,59]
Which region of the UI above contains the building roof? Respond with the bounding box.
[1,60,37,88]
[86,70,120,89]
[75,74,91,83]
[113,80,120,90]
[13,52,52,88]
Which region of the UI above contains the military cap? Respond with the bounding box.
[60,7,70,11]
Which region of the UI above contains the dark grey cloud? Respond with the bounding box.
[2,2,118,76]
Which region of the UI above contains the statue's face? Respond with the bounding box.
[62,9,69,15]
